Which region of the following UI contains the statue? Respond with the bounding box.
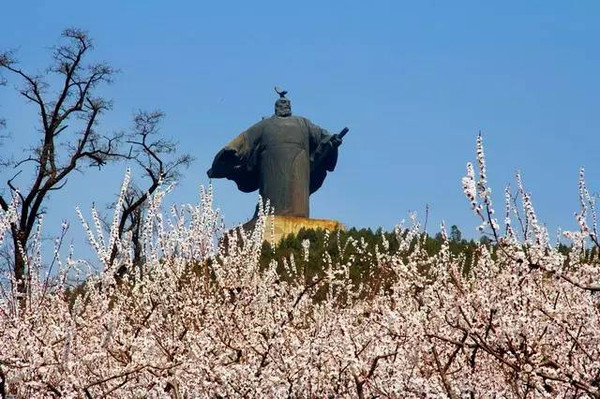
[207,88,347,218]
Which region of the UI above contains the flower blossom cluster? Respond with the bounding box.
[0,138,599,398]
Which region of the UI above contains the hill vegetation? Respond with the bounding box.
[259,225,482,300]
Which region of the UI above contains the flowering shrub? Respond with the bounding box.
[0,137,599,398]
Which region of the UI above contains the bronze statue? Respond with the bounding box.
[207,88,347,218]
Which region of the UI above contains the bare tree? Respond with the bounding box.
[110,111,192,276]
[0,29,190,299]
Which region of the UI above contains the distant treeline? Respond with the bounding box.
[258,225,581,301]
[257,225,481,299]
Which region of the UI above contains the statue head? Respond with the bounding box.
[274,98,292,117]
[274,86,291,117]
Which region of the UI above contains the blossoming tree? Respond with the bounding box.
[0,136,599,397]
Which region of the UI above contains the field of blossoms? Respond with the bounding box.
[1,136,599,398]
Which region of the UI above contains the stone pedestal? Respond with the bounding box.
[243,216,344,244]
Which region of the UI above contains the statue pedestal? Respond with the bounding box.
[243,216,344,244]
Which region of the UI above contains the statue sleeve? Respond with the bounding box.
[304,118,339,194]
[207,123,262,193]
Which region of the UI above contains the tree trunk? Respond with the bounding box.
[12,229,28,301]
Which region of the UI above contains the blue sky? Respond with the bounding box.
[1,1,599,251]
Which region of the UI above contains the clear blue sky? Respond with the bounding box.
[1,1,599,250]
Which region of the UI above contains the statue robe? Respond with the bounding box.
[207,115,338,218]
